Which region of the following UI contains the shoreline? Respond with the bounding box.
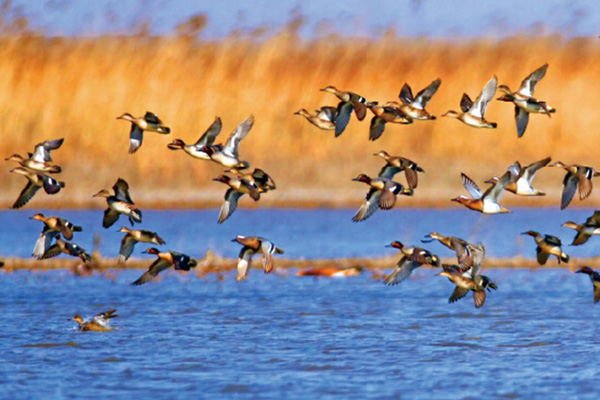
[0,253,587,275]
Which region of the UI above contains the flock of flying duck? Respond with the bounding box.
[3,62,600,330]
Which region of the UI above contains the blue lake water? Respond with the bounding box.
[2,207,600,261]
[1,268,600,399]
[2,208,600,399]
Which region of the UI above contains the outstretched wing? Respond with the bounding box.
[194,117,223,147]
[469,76,497,118]
[518,63,548,97]
[460,173,483,199]
[223,115,254,158]
[413,78,441,109]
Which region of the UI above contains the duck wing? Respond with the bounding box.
[40,243,63,260]
[351,97,367,121]
[482,170,511,202]
[251,168,276,191]
[236,247,255,281]
[460,93,473,113]
[413,78,441,109]
[33,229,59,259]
[194,117,222,147]
[352,188,381,222]
[403,162,420,189]
[460,173,483,199]
[594,283,600,304]
[171,252,197,271]
[223,115,254,158]
[335,101,354,137]
[118,234,137,264]
[536,247,550,265]
[378,164,402,180]
[448,286,470,303]
[469,75,497,118]
[523,157,551,183]
[473,290,487,308]
[369,116,386,141]
[129,124,144,154]
[218,189,244,224]
[113,178,133,203]
[317,106,337,122]
[518,63,548,97]
[560,172,579,210]
[32,138,64,163]
[41,174,63,195]
[12,181,41,209]
[131,258,172,285]
[143,111,162,124]
[378,182,399,210]
[577,172,593,201]
[384,256,419,285]
[515,106,529,138]
[102,208,120,228]
[544,235,562,247]
[585,211,600,227]
[398,83,413,104]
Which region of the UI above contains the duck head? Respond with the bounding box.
[320,86,338,94]
[71,315,84,325]
[167,139,185,150]
[5,154,24,162]
[294,109,309,117]
[29,213,45,221]
[373,150,390,158]
[441,110,461,119]
[142,247,160,255]
[385,241,404,250]
[521,230,539,237]
[118,227,132,234]
[576,266,594,275]
[92,189,111,198]
[352,174,371,184]
[450,195,470,204]
[116,112,135,122]
[213,175,231,184]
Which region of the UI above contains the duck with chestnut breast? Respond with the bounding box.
[549,161,600,210]
[397,78,441,120]
[496,63,555,138]
[452,170,512,214]
[442,76,498,128]
[132,248,197,285]
[93,178,142,228]
[232,236,284,282]
[117,111,170,154]
[294,107,337,131]
[320,86,368,137]
[167,117,222,160]
[72,309,118,332]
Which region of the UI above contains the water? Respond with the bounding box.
[1,267,599,399]
[2,208,600,398]
[2,208,599,261]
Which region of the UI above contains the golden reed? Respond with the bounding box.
[1,34,598,209]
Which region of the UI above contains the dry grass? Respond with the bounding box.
[1,34,599,209]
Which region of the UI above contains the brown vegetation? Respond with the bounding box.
[1,33,599,209]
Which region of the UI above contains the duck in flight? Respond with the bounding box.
[496,63,555,138]
[167,117,222,160]
[117,111,171,154]
[442,76,498,128]
[93,178,142,228]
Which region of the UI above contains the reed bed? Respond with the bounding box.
[1,34,599,209]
